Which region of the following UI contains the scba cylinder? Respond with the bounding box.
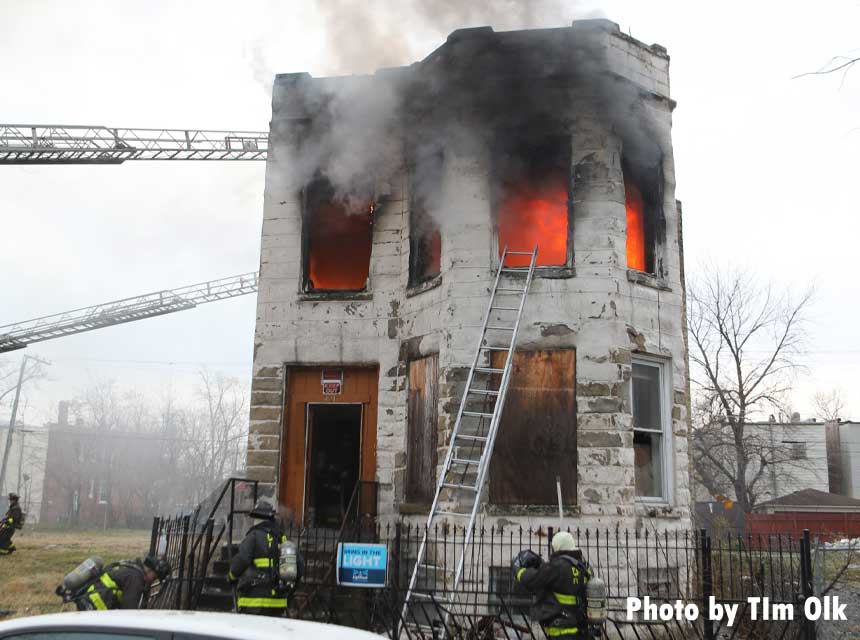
[62,557,104,592]
[279,540,298,583]
[586,576,608,625]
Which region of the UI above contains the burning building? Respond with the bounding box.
[248,19,691,531]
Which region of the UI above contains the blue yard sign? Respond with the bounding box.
[336,542,388,588]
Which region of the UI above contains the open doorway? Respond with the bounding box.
[305,403,362,528]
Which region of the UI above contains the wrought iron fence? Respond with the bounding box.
[149,504,818,640]
[147,477,258,609]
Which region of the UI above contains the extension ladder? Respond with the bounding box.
[401,245,538,638]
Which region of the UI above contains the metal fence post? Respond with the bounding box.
[176,514,190,609]
[149,516,160,556]
[699,529,716,640]
[799,529,817,640]
[392,522,402,640]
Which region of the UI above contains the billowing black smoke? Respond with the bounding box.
[273,9,668,223]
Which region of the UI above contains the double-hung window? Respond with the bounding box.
[632,358,671,502]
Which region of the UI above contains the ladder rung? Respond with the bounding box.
[467,389,499,395]
[436,511,472,518]
[486,325,514,331]
[454,434,487,442]
[505,251,534,255]
[496,288,525,293]
[451,457,481,465]
[491,306,520,310]
[462,410,493,418]
[408,592,438,600]
[501,267,529,273]
[478,346,509,351]
[475,367,504,373]
[442,482,478,492]
[418,563,452,571]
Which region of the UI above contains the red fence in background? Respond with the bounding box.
[748,512,860,539]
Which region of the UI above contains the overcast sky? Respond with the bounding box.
[1,0,858,425]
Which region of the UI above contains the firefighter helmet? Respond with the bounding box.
[512,549,542,574]
[551,531,578,553]
[144,555,171,581]
[8,492,19,502]
[249,499,276,520]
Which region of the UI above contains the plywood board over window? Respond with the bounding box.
[490,350,577,505]
[406,355,438,504]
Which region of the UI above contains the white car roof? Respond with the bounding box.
[0,611,384,640]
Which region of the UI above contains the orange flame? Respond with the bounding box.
[625,176,646,272]
[307,200,374,291]
[497,173,568,267]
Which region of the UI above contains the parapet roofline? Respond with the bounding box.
[274,18,670,94]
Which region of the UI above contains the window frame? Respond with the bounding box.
[490,131,575,276]
[299,176,375,296]
[407,151,443,289]
[631,355,673,505]
[622,154,665,277]
[97,478,109,505]
[783,440,807,461]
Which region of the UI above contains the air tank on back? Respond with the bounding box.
[279,540,298,583]
[62,556,104,592]
[586,575,608,627]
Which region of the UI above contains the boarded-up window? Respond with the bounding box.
[490,350,576,505]
[406,355,438,503]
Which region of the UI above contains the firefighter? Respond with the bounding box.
[76,555,171,610]
[512,531,594,638]
[228,498,303,616]
[0,492,24,556]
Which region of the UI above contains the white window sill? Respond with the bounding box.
[635,503,681,519]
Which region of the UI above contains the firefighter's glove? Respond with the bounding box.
[512,549,542,580]
[227,570,238,585]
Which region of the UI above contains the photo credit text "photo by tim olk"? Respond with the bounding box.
[627,596,848,626]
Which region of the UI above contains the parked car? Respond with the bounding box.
[0,611,384,640]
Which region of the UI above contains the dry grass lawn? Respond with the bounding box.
[0,528,150,620]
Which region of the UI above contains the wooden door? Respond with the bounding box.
[279,367,378,522]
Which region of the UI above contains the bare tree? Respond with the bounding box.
[177,370,248,505]
[0,356,48,408]
[794,55,859,82]
[688,266,814,513]
[813,388,845,423]
[41,371,248,527]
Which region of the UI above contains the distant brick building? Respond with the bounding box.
[40,403,157,529]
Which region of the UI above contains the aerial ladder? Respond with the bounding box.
[0,124,268,163]
[0,272,259,353]
[401,246,538,639]
[0,122,269,350]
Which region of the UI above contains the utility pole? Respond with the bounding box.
[0,354,50,494]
